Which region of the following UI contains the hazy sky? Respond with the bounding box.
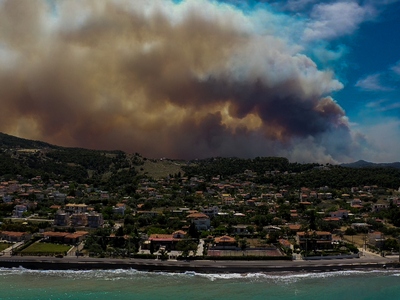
[0,0,399,163]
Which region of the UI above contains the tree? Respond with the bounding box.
[383,238,399,251]
[239,238,248,251]
[267,231,280,244]
[345,227,357,236]
[115,226,124,237]
[150,242,155,255]
[188,222,199,239]
[176,239,198,258]
[124,214,136,226]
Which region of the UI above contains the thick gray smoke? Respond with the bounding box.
[0,0,363,162]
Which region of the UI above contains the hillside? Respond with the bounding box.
[0,132,59,149]
[341,160,400,169]
[1,132,400,190]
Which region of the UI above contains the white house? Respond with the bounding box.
[187,212,210,231]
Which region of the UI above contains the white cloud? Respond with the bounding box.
[365,99,388,108]
[365,99,400,111]
[303,2,376,41]
[355,74,393,91]
[358,118,400,162]
[312,44,347,63]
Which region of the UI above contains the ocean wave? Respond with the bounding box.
[1,267,399,282]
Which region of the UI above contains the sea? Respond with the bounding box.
[0,268,399,300]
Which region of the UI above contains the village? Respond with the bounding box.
[1,160,400,262]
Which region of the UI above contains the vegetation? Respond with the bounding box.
[183,157,400,189]
[1,132,400,261]
[0,243,12,252]
[20,242,71,255]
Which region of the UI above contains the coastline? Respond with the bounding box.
[0,256,399,274]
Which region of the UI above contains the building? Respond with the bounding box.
[186,212,210,231]
[0,231,31,242]
[113,203,126,215]
[329,209,349,219]
[13,205,27,218]
[372,203,389,213]
[54,211,70,226]
[201,206,219,218]
[368,231,385,248]
[145,230,187,250]
[232,225,250,235]
[296,231,333,250]
[87,212,104,228]
[65,203,88,214]
[43,231,88,244]
[70,213,88,227]
[213,235,237,249]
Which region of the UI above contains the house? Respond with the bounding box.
[287,224,302,234]
[323,217,340,222]
[146,230,186,250]
[329,209,349,219]
[13,205,28,218]
[54,211,70,226]
[213,235,237,249]
[87,212,104,228]
[368,231,385,248]
[278,238,293,251]
[3,194,13,203]
[232,225,250,235]
[296,231,333,250]
[372,203,389,212]
[113,203,126,215]
[263,225,282,233]
[201,206,219,218]
[64,231,89,244]
[43,231,88,244]
[186,212,210,231]
[0,231,31,242]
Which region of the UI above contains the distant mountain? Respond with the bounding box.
[341,160,400,169]
[0,132,183,184]
[0,132,137,186]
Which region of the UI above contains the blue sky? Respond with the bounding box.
[219,0,400,161]
[0,0,399,163]
[226,0,400,121]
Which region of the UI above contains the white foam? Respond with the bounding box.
[1,267,399,282]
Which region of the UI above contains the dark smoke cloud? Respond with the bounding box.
[0,0,363,162]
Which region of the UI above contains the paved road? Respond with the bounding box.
[0,253,397,273]
[0,242,24,257]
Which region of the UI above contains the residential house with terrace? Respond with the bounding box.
[144,230,186,251]
[296,231,333,251]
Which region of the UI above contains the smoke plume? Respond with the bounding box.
[0,0,362,162]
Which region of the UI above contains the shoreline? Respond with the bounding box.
[0,256,399,274]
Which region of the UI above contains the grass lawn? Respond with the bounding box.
[135,159,184,179]
[21,242,71,254]
[0,243,12,252]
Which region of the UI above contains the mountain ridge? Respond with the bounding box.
[341,160,400,169]
[2,132,400,168]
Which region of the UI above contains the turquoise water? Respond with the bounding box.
[0,268,399,299]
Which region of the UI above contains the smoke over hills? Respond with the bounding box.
[0,0,368,162]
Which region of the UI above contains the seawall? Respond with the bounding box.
[0,257,399,274]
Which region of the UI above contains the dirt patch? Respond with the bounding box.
[135,159,184,179]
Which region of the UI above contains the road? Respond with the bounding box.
[0,253,397,273]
